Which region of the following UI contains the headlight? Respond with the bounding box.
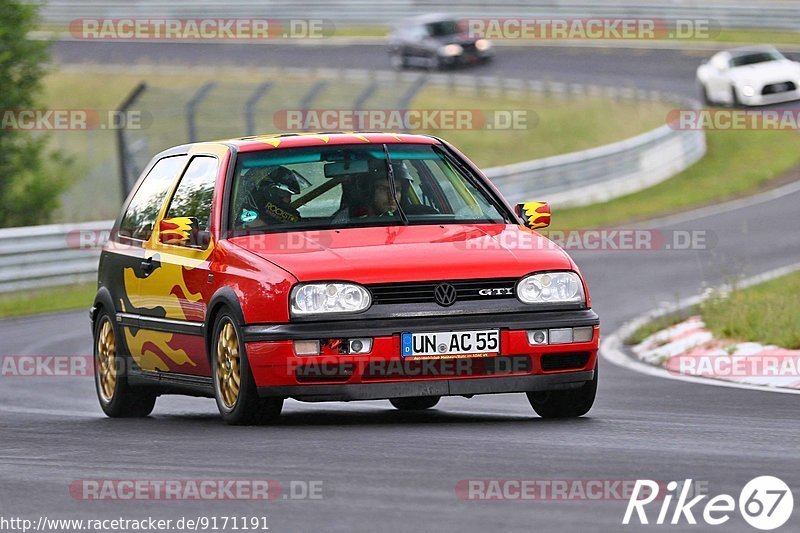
[742,85,756,97]
[439,44,463,57]
[475,39,491,52]
[291,283,372,316]
[516,272,585,305]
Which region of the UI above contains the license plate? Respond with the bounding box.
[401,330,500,358]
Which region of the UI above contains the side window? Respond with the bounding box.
[119,155,187,242]
[165,156,218,231]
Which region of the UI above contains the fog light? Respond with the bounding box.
[294,340,321,356]
[527,330,548,345]
[548,328,573,344]
[348,338,373,354]
[573,326,594,343]
[742,85,755,98]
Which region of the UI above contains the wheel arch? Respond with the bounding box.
[205,287,247,367]
[91,286,116,331]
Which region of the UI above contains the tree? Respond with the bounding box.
[0,0,72,227]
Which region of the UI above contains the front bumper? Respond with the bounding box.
[740,87,800,106]
[259,370,594,402]
[244,308,599,401]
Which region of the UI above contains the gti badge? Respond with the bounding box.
[478,287,513,296]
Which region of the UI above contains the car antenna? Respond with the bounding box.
[382,144,409,225]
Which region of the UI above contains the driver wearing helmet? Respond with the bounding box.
[239,166,310,228]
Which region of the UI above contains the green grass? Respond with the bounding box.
[411,88,669,168]
[709,28,800,46]
[699,272,800,349]
[627,272,800,348]
[625,311,693,345]
[0,282,96,319]
[552,128,800,230]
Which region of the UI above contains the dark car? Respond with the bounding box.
[388,14,493,70]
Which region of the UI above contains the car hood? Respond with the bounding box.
[429,34,479,46]
[229,224,572,284]
[730,60,800,83]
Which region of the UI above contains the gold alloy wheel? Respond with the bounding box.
[216,321,241,409]
[96,319,117,402]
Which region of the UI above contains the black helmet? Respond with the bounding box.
[243,165,310,196]
[262,166,311,196]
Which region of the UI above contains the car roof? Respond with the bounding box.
[164,132,442,155]
[401,13,457,26]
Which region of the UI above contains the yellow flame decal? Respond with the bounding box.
[521,202,551,229]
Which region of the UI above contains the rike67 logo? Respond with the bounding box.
[624,477,794,530]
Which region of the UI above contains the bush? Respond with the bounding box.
[0,0,73,227]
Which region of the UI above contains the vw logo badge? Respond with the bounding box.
[434,283,457,307]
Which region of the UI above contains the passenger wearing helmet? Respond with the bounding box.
[239,166,310,228]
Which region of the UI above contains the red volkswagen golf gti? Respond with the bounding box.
[92,132,599,424]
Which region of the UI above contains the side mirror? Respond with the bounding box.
[159,217,210,248]
[515,202,551,229]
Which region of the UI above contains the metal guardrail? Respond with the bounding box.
[487,124,707,207]
[0,220,111,293]
[32,1,800,29]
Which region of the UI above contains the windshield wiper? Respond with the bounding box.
[382,144,409,225]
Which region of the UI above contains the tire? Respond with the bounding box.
[699,82,712,106]
[389,396,440,410]
[93,311,156,418]
[527,365,597,419]
[730,85,742,107]
[427,54,444,71]
[390,50,407,70]
[212,310,283,425]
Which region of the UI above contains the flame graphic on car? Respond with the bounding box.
[122,238,214,372]
[521,202,551,229]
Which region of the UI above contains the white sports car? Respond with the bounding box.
[696,46,800,106]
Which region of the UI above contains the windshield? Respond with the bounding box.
[426,20,461,37]
[730,50,784,67]
[228,143,509,234]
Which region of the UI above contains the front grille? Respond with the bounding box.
[368,278,517,305]
[762,81,797,95]
[540,352,590,372]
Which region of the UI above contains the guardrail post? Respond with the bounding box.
[186,82,217,142]
[299,80,329,132]
[351,81,378,129]
[116,82,147,203]
[244,81,273,135]
[398,75,428,133]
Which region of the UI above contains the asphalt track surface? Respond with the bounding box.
[0,41,798,532]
